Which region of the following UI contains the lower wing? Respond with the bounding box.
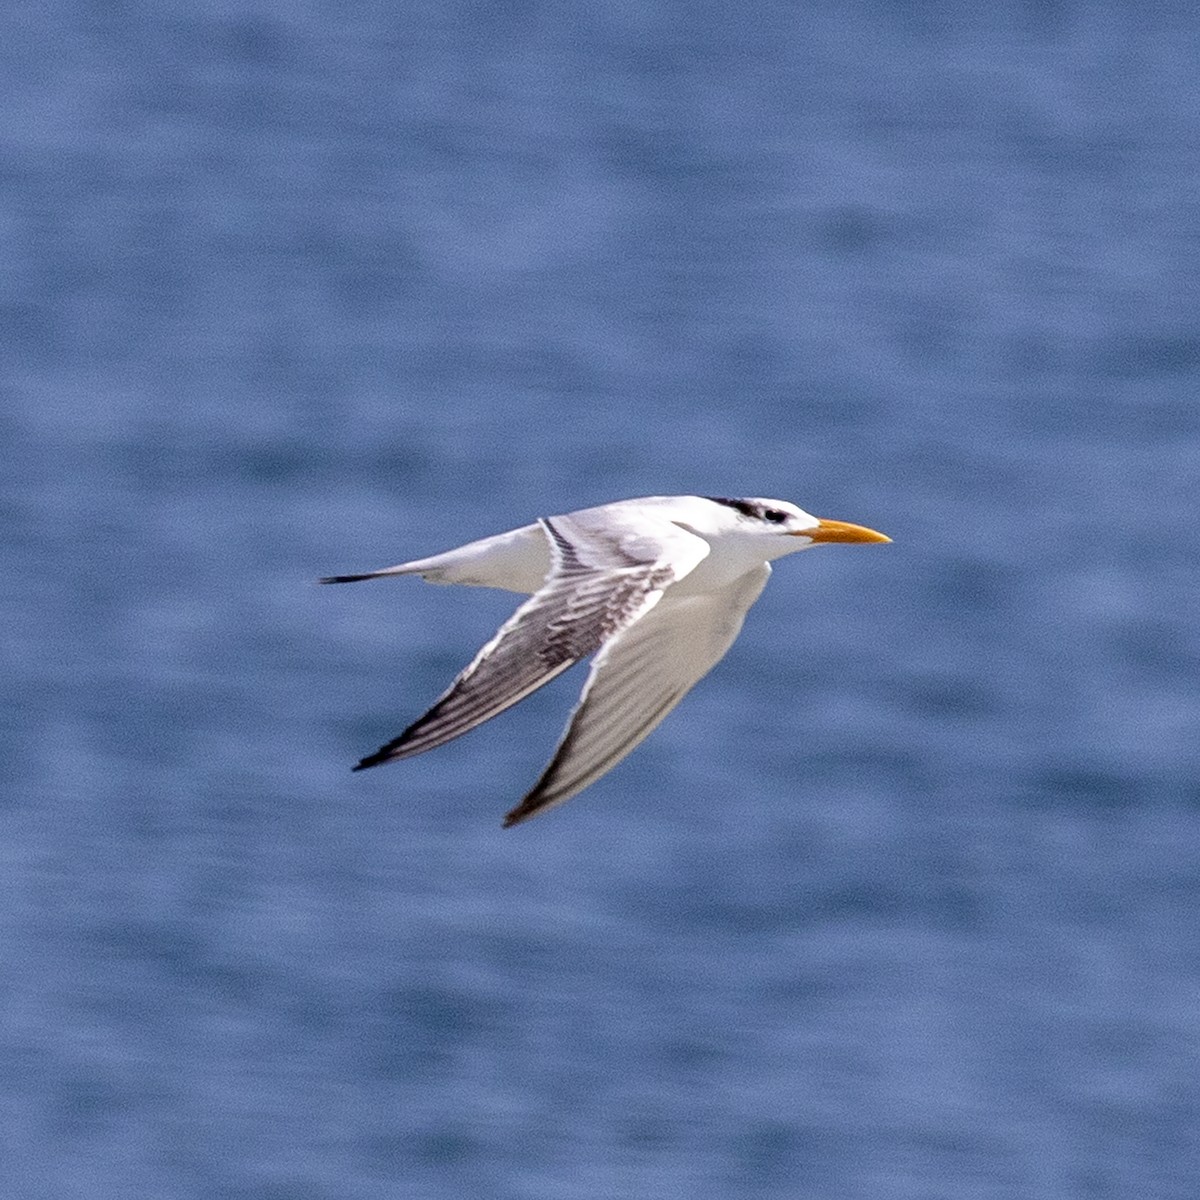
[503,564,772,826]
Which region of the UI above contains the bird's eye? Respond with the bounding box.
[762,508,789,524]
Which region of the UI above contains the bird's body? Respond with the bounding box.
[322,495,889,827]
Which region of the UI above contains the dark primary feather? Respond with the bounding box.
[501,682,685,827]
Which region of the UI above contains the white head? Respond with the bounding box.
[699,496,891,561]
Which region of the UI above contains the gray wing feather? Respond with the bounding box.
[354,514,709,770]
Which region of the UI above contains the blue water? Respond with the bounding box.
[4,2,1200,1196]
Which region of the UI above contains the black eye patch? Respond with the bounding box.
[707,497,765,520]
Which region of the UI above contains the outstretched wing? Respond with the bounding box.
[353,512,710,770]
[502,564,772,826]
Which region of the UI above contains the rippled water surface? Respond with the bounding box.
[4,3,1200,1197]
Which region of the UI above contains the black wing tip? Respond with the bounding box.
[352,749,393,771]
[501,789,554,828]
[319,573,373,584]
[353,726,420,770]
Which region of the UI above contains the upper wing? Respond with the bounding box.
[353,512,710,770]
[502,563,772,826]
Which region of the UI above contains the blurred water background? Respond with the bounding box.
[3,2,1200,1197]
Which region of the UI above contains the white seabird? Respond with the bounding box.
[321,495,890,827]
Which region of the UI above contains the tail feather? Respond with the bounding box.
[318,524,548,595]
[317,563,425,585]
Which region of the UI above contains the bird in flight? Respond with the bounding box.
[321,495,889,827]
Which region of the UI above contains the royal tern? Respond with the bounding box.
[321,495,889,826]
